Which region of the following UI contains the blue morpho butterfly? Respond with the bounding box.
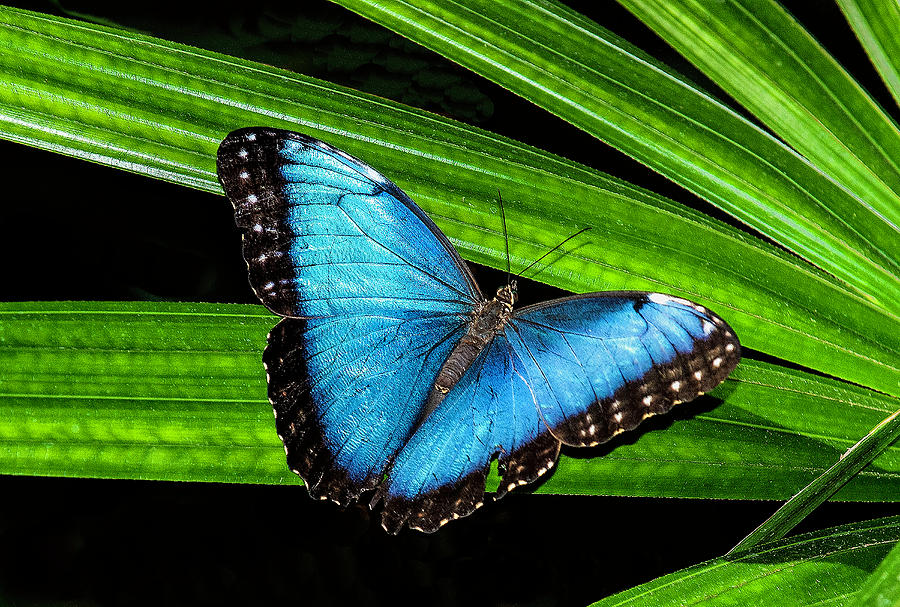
[216,127,741,534]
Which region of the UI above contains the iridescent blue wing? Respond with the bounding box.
[217,127,481,504]
[509,292,739,446]
[378,333,561,533]
[379,291,739,533]
[217,128,479,318]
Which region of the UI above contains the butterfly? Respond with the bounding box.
[216,127,741,534]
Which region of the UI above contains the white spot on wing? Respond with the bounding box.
[239,170,249,179]
[238,148,248,158]
[643,395,653,406]
[650,293,693,306]
[246,133,257,141]
[364,164,385,183]
[247,194,258,203]
[703,321,715,335]
[671,381,681,391]
[726,343,735,352]
[694,370,703,380]
[712,357,722,368]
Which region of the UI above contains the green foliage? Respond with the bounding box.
[850,535,900,607]
[337,0,900,316]
[590,516,900,606]
[0,1,897,604]
[3,302,897,501]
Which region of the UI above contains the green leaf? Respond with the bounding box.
[837,0,900,107]
[0,302,291,484]
[619,0,900,243]
[851,537,900,607]
[589,516,900,606]
[0,6,896,397]
[729,406,900,554]
[2,301,898,501]
[332,0,900,316]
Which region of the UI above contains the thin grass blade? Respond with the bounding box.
[589,516,900,606]
[837,0,900,107]
[728,406,900,555]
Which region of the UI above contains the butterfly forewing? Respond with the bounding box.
[509,292,740,447]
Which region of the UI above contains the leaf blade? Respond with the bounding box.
[837,0,900,107]
[619,0,900,234]
[0,6,896,396]
[728,406,900,554]
[850,537,900,607]
[2,301,898,500]
[332,0,900,315]
[590,516,900,606]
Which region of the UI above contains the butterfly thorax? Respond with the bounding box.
[471,282,517,340]
[421,282,518,420]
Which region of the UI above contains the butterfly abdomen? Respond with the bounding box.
[433,335,486,394]
[425,295,513,417]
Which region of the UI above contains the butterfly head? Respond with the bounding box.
[496,281,518,311]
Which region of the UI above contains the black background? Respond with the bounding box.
[1,1,898,605]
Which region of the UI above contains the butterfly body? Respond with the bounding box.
[431,283,517,405]
[217,127,741,533]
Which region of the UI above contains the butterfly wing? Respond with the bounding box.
[217,127,481,504]
[510,292,740,446]
[378,291,739,533]
[378,332,561,533]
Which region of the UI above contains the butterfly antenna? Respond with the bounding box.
[498,189,511,285]
[517,227,592,280]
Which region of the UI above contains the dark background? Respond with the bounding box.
[1,1,898,605]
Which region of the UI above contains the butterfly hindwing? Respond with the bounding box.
[378,333,561,533]
[266,314,468,503]
[217,127,481,504]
